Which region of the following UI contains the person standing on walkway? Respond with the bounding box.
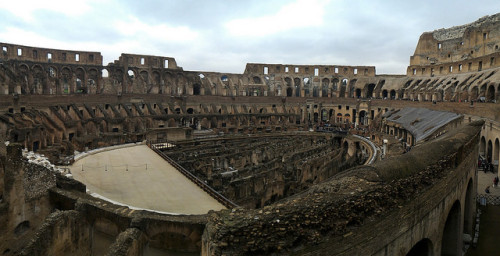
[494,176,499,187]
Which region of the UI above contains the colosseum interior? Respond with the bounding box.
[1,12,500,256]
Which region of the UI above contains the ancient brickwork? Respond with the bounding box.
[163,134,368,208]
[409,13,500,76]
[202,121,482,255]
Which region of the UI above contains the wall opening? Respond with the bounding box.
[314,68,319,76]
[441,201,461,256]
[164,59,169,68]
[406,238,433,256]
[264,66,268,75]
[17,48,22,56]
[141,57,145,65]
[75,53,80,62]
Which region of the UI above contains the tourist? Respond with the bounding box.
[485,186,491,194]
[494,177,499,187]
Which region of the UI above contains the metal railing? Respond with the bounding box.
[147,141,238,209]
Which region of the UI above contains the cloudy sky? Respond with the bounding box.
[1,0,499,74]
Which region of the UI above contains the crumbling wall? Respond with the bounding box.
[19,210,91,256]
[202,121,482,255]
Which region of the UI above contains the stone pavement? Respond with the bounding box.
[70,144,226,214]
[477,169,500,196]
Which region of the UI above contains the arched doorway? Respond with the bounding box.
[441,201,461,256]
[193,84,201,95]
[480,136,486,157]
[488,139,493,163]
[382,89,388,99]
[359,110,367,126]
[463,179,474,236]
[355,88,362,98]
[390,89,396,99]
[487,84,495,102]
[406,238,433,256]
[366,83,375,98]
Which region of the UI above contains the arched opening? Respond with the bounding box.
[252,76,262,84]
[294,78,301,97]
[480,136,486,157]
[321,109,328,122]
[355,88,362,98]
[193,84,201,95]
[101,69,109,78]
[495,138,499,171]
[359,110,367,126]
[127,69,134,78]
[322,78,329,97]
[336,113,342,123]
[382,89,388,99]
[344,113,350,124]
[286,87,293,97]
[463,179,474,236]
[14,221,30,236]
[487,84,496,102]
[366,84,375,98]
[406,238,433,256]
[313,112,319,122]
[441,201,461,256]
[390,89,396,99]
[339,79,348,98]
[312,86,319,97]
[488,139,493,163]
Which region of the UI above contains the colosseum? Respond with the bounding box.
[1,12,499,256]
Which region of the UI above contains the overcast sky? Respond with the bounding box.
[0,0,499,74]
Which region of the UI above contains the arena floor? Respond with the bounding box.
[70,144,225,214]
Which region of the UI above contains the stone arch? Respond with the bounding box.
[348,79,356,98]
[359,110,367,126]
[31,64,45,94]
[339,79,348,98]
[463,178,474,236]
[355,88,362,98]
[406,238,433,256]
[488,139,493,162]
[480,136,486,156]
[495,138,499,167]
[487,84,496,102]
[390,89,396,99]
[88,68,99,94]
[440,200,461,256]
[193,84,201,95]
[294,77,301,97]
[366,83,376,98]
[321,78,329,97]
[252,76,262,84]
[75,67,86,94]
[167,118,176,127]
[382,89,388,99]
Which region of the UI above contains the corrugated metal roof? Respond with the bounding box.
[385,107,462,142]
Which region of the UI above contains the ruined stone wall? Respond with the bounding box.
[409,13,500,76]
[19,210,91,256]
[0,144,55,255]
[201,121,482,255]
